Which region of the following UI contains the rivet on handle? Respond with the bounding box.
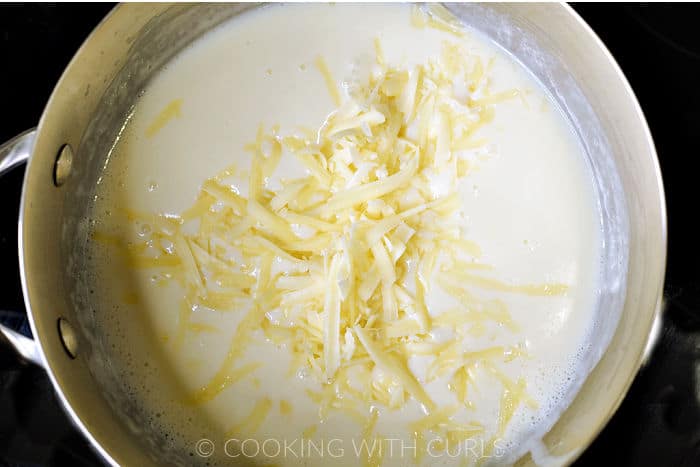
[58,318,78,359]
[53,144,73,186]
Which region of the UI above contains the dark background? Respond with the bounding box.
[1,3,699,466]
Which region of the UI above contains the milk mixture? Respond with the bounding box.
[86,4,602,466]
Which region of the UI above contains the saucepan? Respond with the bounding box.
[0,3,666,466]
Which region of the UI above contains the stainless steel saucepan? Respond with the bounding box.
[0,3,666,466]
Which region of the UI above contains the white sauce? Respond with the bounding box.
[87,4,601,466]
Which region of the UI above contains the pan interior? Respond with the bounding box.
[62,4,628,465]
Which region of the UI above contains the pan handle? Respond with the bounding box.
[0,326,43,366]
[0,128,43,366]
[0,128,35,175]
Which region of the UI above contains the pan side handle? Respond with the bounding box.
[0,128,43,366]
[0,129,34,175]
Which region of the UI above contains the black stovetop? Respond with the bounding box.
[1,4,699,466]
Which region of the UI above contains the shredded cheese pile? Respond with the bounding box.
[94,18,568,462]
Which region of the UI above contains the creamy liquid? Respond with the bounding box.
[86,4,601,466]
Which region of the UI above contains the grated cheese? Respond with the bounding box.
[145,98,183,138]
[225,397,272,437]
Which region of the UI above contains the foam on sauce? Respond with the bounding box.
[85,4,602,466]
